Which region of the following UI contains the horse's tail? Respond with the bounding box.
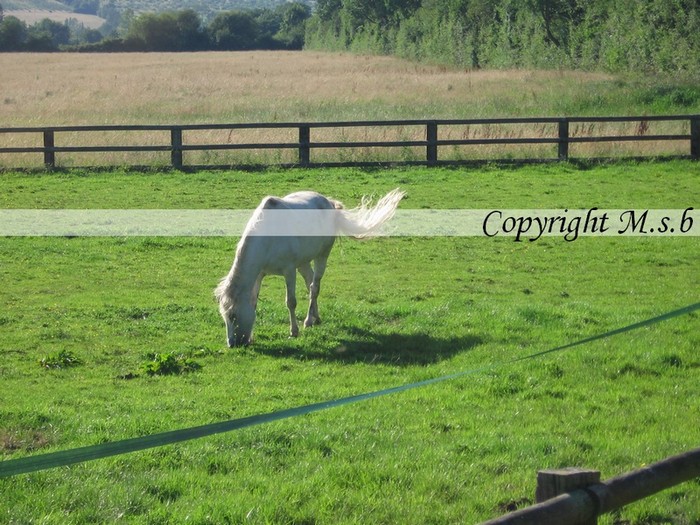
[335,188,405,239]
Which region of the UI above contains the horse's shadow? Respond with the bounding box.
[254,327,482,366]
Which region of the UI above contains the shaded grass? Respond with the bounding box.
[0,162,698,524]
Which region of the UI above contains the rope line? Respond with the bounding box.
[1,301,697,479]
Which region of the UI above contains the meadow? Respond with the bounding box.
[1,50,699,523]
[1,52,699,168]
[3,9,106,29]
[0,161,699,524]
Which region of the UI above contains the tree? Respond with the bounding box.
[81,28,103,44]
[0,16,27,50]
[276,2,311,49]
[125,10,204,51]
[127,12,178,50]
[315,0,342,22]
[174,9,206,50]
[31,18,71,48]
[208,11,260,50]
[99,1,123,36]
[253,8,283,48]
[343,0,420,32]
[526,0,583,49]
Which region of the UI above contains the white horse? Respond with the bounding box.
[214,189,404,347]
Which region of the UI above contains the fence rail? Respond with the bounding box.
[1,115,698,170]
[480,446,700,525]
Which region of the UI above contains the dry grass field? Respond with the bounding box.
[0,51,618,124]
[0,51,695,167]
[4,9,106,29]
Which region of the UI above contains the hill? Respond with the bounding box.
[2,0,313,20]
[2,0,67,9]
[104,0,312,20]
[3,8,105,29]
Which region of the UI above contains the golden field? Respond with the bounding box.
[0,51,693,167]
[4,9,106,29]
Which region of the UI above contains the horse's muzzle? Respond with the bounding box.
[228,335,250,348]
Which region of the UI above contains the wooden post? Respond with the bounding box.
[299,125,310,166]
[171,127,183,169]
[426,121,438,165]
[536,468,600,524]
[558,118,569,161]
[690,116,700,160]
[43,130,55,169]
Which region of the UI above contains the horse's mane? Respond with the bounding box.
[214,272,235,315]
[214,236,249,314]
[215,197,272,314]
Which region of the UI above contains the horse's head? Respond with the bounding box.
[220,301,256,347]
[215,276,256,348]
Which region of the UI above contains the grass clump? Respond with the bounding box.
[38,350,83,369]
[141,352,202,376]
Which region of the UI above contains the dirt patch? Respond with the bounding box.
[0,428,53,453]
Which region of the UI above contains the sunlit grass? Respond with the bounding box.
[1,163,698,523]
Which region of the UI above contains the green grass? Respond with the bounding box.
[1,161,699,524]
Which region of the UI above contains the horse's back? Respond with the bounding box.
[240,191,339,275]
[262,191,342,211]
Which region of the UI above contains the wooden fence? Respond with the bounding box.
[480,446,700,525]
[0,115,698,170]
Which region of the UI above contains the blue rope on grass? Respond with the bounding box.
[1,301,697,479]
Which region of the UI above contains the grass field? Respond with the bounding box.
[0,161,698,524]
[1,52,699,168]
[3,9,106,29]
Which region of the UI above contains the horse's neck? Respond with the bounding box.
[228,236,264,299]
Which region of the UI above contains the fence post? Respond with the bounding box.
[171,127,183,170]
[43,130,55,169]
[426,121,438,166]
[536,468,600,524]
[691,116,700,160]
[558,118,569,161]
[299,125,311,166]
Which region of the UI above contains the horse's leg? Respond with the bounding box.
[298,262,313,293]
[251,273,263,309]
[284,269,299,338]
[304,255,328,327]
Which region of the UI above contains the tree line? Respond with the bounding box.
[305,0,700,74]
[0,2,310,51]
[1,0,698,75]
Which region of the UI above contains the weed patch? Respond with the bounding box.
[37,350,83,369]
[141,352,202,376]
